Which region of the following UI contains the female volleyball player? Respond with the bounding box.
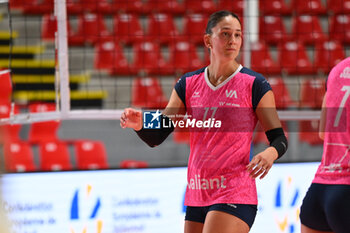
[120,10,287,233]
[300,57,350,233]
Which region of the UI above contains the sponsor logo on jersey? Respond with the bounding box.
[340,67,350,79]
[188,174,226,190]
[192,91,200,98]
[225,90,238,98]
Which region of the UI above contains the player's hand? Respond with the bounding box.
[246,147,278,179]
[120,108,142,131]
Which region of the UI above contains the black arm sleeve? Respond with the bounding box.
[265,127,288,159]
[135,115,175,147]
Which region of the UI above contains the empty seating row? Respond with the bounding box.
[261,14,350,45]
[0,101,109,172]
[42,13,209,46]
[94,40,345,76]
[3,140,109,172]
[94,40,206,76]
[10,0,350,15]
[41,13,350,46]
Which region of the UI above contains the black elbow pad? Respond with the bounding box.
[265,127,288,159]
[135,114,175,147]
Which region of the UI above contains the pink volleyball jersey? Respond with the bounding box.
[313,57,350,185]
[175,65,272,206]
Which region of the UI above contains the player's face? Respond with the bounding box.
[207,16,242,61]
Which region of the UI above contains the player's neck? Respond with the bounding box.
[207,60,240,86]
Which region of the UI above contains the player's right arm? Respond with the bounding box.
[163,89,186,119]
[119,89,185,130]
[120,89,185,147]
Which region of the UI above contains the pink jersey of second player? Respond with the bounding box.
[313,57,350,185]
[175,65,272,206]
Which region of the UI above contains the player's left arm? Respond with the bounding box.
[247,90,288,179]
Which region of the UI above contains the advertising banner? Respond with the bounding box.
[1,163,318,233]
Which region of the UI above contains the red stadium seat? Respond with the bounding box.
[259,0,292,15]
[298,78,325,145]
[69,13,112,46]
[0,70,12,103]
[299,120,323,145]
[9,0,25,11]
[268,77,296,109]
[41,14,56,41]
[0,102,11,119]
[300,78,325,109]
[39,141,72,171]
[80,0,113,14]
[0,70,14,142]
[42,14,75,43]
[113,13,144,45]
[291,15,327,45]
[314,41,346,74]
[132,41,170,75]
[21,0,54,15]
[327,0,350,14]
[293,0,327,15]
[217,0,243,15]
[250,41,281,75]
[0,105,22,143]
[184,0,216,14]
[28,103,60,143]
[94,41,133,75]
[2,123,22,143]
[146,13,180,44]
[259,15,289,44]
[67,0,83,14]
[168,40,203,74]
[74,140,108,170]
[278,41,315,75]
[183,14,207,45]
[329,14,350,44]
[67,0,112,14]
[145,0,185,14]
[112,0,144,14]
[131,77,168,109]
[3,142,36,172]
[120,160,149,169]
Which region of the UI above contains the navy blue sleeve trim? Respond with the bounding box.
[240,68,272,110]
[174,77,186,107]
[252,76,272,110]
[174,67,206,108]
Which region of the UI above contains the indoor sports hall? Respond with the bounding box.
[0,0,349,232]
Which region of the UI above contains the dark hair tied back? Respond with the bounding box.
[205,10,242,35]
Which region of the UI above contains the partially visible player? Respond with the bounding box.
[121,10,288,233]
[300,57,350,233]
